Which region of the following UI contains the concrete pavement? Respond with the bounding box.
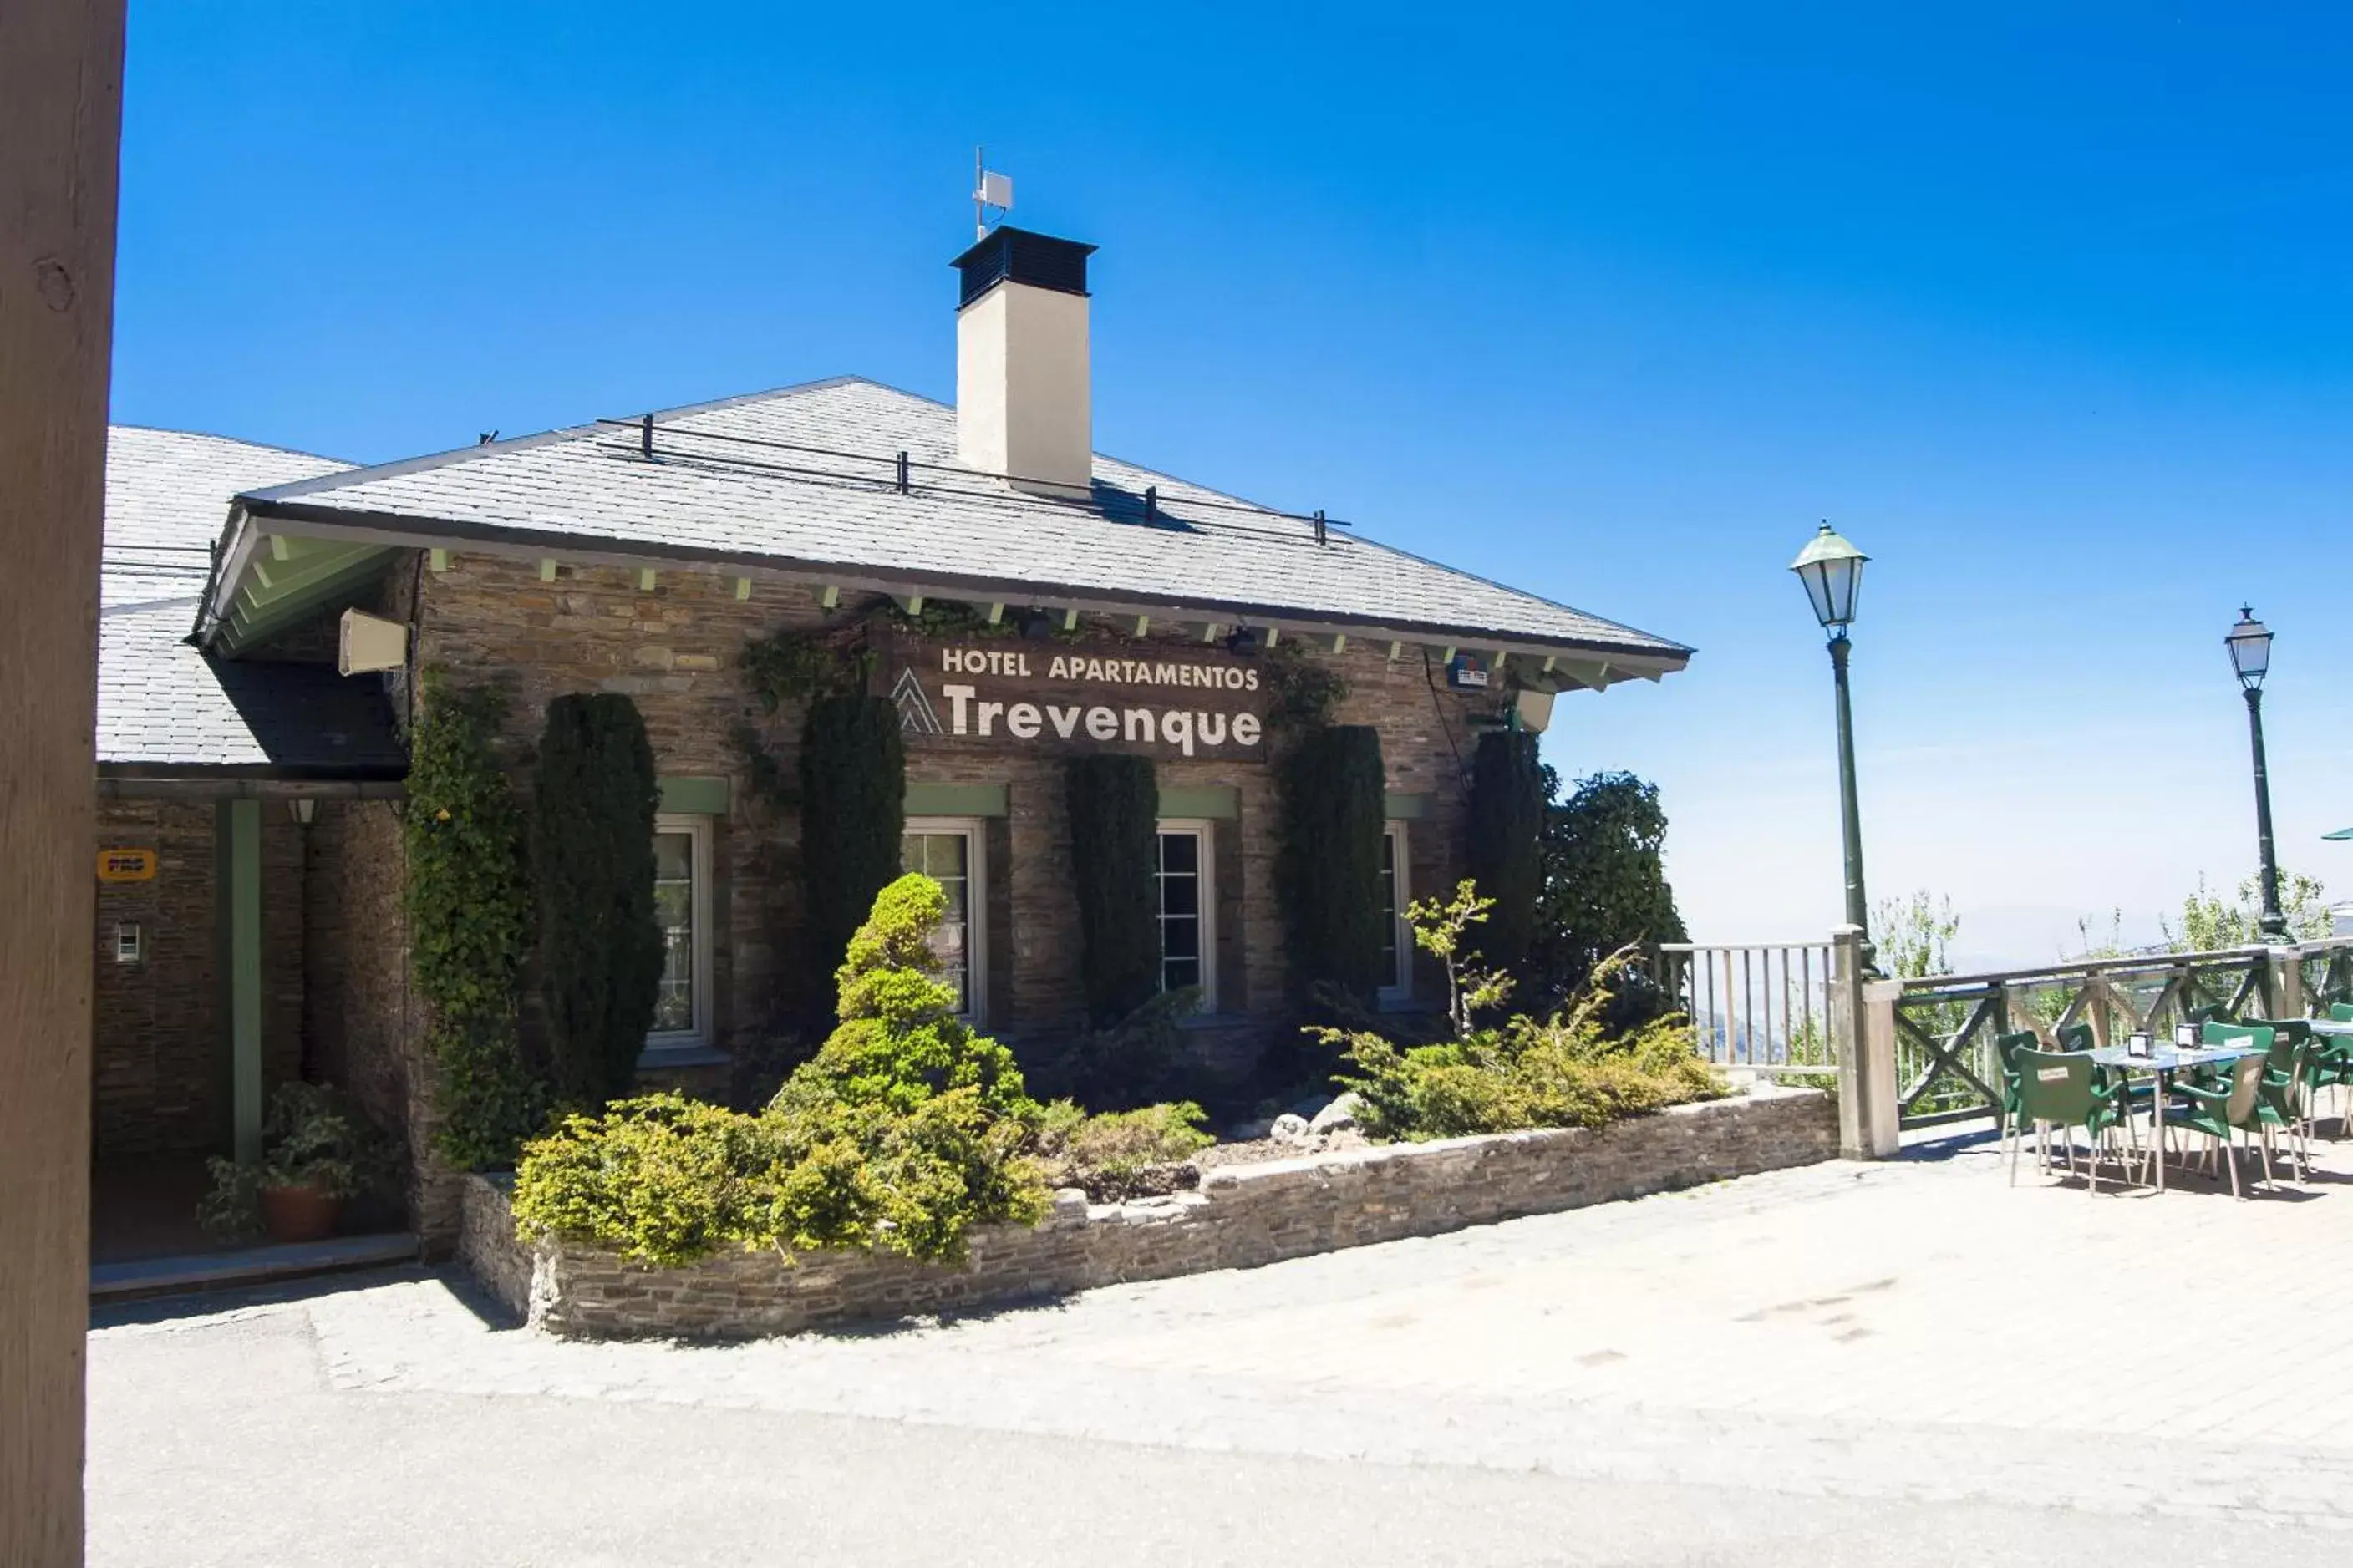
[89,1133,2353,1563]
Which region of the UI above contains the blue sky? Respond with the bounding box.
[113,3,2353,966]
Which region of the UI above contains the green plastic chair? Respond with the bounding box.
[2009,1048,2126,1194]
[1995,1029,2039,1134]
[2161,1046,2274,1200]
[2311,1003,2353,1124]
[2054,1021,2152,1138]
[2259,1033,2314,1181]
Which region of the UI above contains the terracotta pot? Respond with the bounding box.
[258,1183,342,1244]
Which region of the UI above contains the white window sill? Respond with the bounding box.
[638,1040,728,1072]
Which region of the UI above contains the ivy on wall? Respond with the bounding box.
[1277,723,1389,1003]
[402,674,545,1170]
[1261,639,1349,732]
[1466,728,1544,972]
[1065,754,1162,1025]
[532,693,666,1110]
[800,694,907,1021]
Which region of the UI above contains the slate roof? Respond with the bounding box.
[99,601,406,774]
[104,426,344,609]
[99,427,404,774]
[233,378,1690,667]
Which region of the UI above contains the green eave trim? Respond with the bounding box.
[1158,784,1238,820]
[217,537,395,653]
[906,782,1009,818]
[1385,791,1431,820]
[658,776,732,815]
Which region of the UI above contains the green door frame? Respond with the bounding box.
[218,798,264,1162]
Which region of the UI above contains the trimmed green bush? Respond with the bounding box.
[1466,729,1544,972]
[1065,754,1161,1025]
[800,694,906,1019]
[404,675,544,1169]
[1277,723,1387,1002]
[514,872,1048,1269]
[532,693,664,1110]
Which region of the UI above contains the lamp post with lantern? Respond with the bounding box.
[1791,522,1876,973]
[2225,606,2288,943]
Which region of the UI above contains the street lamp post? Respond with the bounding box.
[2226,606,2288,943]
[1791,522,1875,973]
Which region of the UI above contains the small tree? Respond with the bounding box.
[2167,869,2331,951]
[1466,730,1543,972]
[1410,879,1515,1038]
[532,693,664,1109]
[1065,754,1161,1025]
[1525,769,1686,1019]
[1872,889,1959,980]
[780,873,1034,1121]
[800,694,907,1021]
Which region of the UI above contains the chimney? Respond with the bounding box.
[953,226,1098,497]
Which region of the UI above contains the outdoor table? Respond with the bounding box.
[2306,1018,2353,1038]
[2088,1043,2265,1192]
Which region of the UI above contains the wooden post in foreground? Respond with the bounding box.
[1,1,127,1560]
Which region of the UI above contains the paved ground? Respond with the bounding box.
[89,1125,2353,1565]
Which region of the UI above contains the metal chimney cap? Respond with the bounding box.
[953,226,1097,307]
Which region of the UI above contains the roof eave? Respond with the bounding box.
[235,495,1696,677]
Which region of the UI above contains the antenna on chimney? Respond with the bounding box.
[972,147,1013,239]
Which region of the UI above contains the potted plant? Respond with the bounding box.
[199,1083,398,1245]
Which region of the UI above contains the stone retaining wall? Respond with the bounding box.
[461,1084,1837,1339]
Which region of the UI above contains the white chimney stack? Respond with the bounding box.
[953,226,1098,498]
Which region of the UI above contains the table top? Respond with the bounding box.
[2089,1043,2263,1071]
[2306,1017,2353,1037]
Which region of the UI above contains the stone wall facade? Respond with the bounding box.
[302,797,471,1243]
[409,551,1492,1083]
[464,1086,1837,1338]
[90,798,306,1159]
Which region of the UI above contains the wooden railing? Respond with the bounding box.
[1659,940,1840,1077]
[1885,938,2353,1130]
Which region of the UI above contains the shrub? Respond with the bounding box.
[197,1083,402,1240]
[1065,754,1161,1025]
[404,675,545,1169]
[1334,1000,1723,1143]
[800,694,906,1020]
[514,872,1047,1268]
[1312,891,1725,1143]
[1276,723,1386,1003]
[1020,987,1202,1111]
[532,693,664,1110]
[1466,729,1543,972]
[1033,1099,1214,1201]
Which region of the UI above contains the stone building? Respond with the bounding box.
[95,226,1690,1247]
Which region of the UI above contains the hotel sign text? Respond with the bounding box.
[886,641,1265,758]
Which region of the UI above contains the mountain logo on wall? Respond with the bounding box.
[892,667,944,737]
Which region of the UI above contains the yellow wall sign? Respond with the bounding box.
[97,849,157,883]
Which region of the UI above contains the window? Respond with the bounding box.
[648,814,713,1050]
[901,817,985,1018]
[1379,823,1412,1003]
[1156,820,1217,1011]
